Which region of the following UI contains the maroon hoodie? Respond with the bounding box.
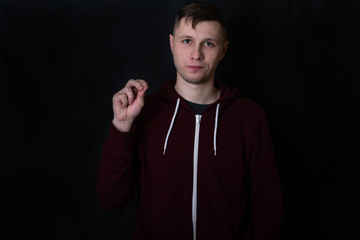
[97,80,283,240]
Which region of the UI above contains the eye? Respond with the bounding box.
[205,42,214,47]
[183,39,191,44]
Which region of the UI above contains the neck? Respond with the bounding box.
[174,78,220,105]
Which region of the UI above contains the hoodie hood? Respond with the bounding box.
[151,80,244,156]
[154,80,243,111]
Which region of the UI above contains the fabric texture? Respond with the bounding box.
[96,80,283,240]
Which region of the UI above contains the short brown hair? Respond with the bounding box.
[173,2,228,41]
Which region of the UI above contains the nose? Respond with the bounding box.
[191,44,203,60]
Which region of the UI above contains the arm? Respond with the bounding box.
[96,79,148,210]
[250,109,283,239]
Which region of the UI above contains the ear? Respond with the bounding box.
[169,34,174,54]
[220,41,229,60]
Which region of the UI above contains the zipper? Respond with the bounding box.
[192,114,201,240]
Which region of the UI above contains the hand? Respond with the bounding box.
[112,79,148,132]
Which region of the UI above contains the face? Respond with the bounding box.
[170,18,229,86]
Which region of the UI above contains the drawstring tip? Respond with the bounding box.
[213,103,220,158]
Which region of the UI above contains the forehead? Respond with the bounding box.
[174,18,223,40]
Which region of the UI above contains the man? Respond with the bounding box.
[97,2,282,240]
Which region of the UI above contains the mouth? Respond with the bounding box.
[187,65,204,71]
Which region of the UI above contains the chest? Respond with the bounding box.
[137,110,255,183]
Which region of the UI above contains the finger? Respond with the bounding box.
[120,86,137,105]
[127,79,147,92]
[113,92,129,109]
[132,79,148,95]
[136,79,148,88]
[119,93,129,109]
[126,79,149,104]
[135,85,149,107]
[136,83,148,99]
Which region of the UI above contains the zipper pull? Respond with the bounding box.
[195,114,202,124]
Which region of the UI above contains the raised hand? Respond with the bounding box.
[112,79,148,132]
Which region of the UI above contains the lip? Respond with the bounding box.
[187,65,204,71]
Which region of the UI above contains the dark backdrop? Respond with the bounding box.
[1,0,359,239]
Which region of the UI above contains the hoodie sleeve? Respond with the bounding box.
[249,108,283,240]
[96,123,138,210]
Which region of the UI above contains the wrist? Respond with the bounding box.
[112,118,134,132]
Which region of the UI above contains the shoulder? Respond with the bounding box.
[219,82,264,115]
[235,97,266,116]
[221,88,266,119]
[219,90,269,135]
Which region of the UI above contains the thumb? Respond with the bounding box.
[135,85,148,107]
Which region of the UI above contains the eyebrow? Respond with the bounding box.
[204,38,219,43]
[177,35,219,43]
[178,35,194,39]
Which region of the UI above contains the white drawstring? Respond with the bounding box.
[163,99,220,156]
[163,98,180,155]
[213,103,220,156]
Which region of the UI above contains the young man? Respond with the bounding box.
[97,2,282,240]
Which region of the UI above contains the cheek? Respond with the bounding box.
[207,53,222,66]
[174,49,187,61]
[172,51,185,69]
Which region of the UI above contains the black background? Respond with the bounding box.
[1,0,359,239]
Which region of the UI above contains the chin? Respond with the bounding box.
[177,70,212,85]
[183,77,210,85]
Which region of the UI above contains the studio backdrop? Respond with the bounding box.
[0,0,359,239]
